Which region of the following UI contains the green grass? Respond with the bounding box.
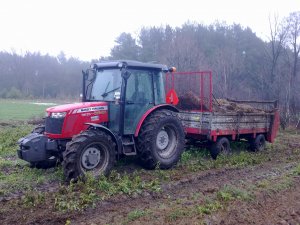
[125,209,149,223]
[0,166,64,196]
[0,99,56,121]
[0,125,33,157]
[0,124,64,196]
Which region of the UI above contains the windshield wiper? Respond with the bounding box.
[101,87,120,98]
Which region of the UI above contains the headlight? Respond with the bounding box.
[50,112,66,119]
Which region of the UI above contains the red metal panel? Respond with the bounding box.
[165,71,213,112]
[267,110,280,143]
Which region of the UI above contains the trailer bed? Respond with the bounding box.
[179,110,279,143]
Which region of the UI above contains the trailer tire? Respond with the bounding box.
[249,134,266,152]
[62,129,116,182]
[137,110,185,169]
[210,137,231,160]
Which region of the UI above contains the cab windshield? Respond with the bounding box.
[87,69,122,101]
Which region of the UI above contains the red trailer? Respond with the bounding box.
[166,71,280,159]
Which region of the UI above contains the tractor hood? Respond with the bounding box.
[46,102,108,114]
[45,101,109,139]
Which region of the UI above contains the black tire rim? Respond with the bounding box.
[80,142,109,176]
[156,124,178,159]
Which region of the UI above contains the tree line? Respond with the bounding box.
[0,12,299,125]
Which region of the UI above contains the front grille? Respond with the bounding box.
[45,117,64,134]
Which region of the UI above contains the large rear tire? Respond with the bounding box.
[137,110,185,169]
[62,129,116,182]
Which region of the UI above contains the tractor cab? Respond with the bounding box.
[83,61,171,135]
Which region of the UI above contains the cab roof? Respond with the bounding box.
[92,60,168,71]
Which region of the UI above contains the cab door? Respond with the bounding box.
[124,70,154,135]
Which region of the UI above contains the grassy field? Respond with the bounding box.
[0,99,57,121]
[0,99,63,122]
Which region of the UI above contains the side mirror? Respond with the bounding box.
[114,91,121,102]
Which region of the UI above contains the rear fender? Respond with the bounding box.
[85,123,121,154]
[134,104,179,137]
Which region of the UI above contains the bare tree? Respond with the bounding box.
[286,11,300,78]
[266,13,289,80]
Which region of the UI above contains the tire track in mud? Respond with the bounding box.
[65,161,298,225]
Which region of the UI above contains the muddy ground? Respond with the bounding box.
[0,130,300,225]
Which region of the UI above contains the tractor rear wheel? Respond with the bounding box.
[137,110,185,169]
[62,129,116,182]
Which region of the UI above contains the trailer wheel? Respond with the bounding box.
[62,129,116,182]
[210,137,231,160]
[249,134,266,152]
[137,110,185,169]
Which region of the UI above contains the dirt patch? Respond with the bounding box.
[211,177,300,225]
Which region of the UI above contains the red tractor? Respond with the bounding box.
[18,61,185,181]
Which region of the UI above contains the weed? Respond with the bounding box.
[217,185,253,202]
[214,151,266,169]
[292,163,300,175]
[22,191,45,207]
[54,171,161,212]
[197,200,223,215]
[54,176,98,212]
[271,177,293,192]
[126,209,147,223]
[166,207,192,222]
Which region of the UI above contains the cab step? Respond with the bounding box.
[122,135,137,156]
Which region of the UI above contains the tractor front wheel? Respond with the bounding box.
[137,110,185,169]
[62,129,116,182]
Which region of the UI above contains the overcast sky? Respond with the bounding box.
[0,0,299,61]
